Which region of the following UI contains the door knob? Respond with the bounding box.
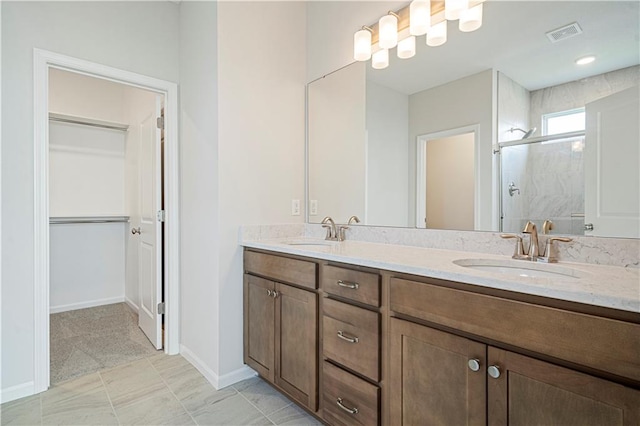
[487,365,501,379]
[131,227,141,235]
[468,359,481,372]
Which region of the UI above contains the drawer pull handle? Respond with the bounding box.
[336,398,358,415]
[337,330,359,343]
[337,280,359,290]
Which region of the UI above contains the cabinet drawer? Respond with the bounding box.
[245,250,317,289]
[390,277,640,382]
[323,298,380,381]
[323,361,379,426]
[322,265,379,306]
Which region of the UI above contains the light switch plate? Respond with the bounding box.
[310,200,318,216]
[291,199,301,216]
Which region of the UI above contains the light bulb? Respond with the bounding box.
[445,0,469,21]
[427,20,447,47]
[397,36,416,59]
[379,14,398,49]
[459,3,483,32]
[353,28,372,61]
[372,49,389,69]
[410,1,431,36]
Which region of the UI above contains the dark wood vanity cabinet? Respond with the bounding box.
[389,277,640,426]
[243,248,640,425]
[243,251,319,411]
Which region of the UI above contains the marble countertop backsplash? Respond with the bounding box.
[240,224,640,313]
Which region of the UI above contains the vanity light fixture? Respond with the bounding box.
[353,0,485,69]
[445,0,469,21]
[410,0,431,35]
[379,12,400,49]
[372,49,390,69]
[353,26,373,61]
[575,55,595,65]
[427,20,448,47]
[459,3,483,32]
[398,36,417,59]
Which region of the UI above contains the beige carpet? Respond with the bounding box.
[50,302,160,384]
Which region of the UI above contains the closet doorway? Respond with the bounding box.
[48,69,164,383]
[34,49,180,393]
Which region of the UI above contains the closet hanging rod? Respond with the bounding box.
[50,216,130,224]
[49,113,129,132]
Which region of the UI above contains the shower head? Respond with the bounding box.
[509,127,537,139]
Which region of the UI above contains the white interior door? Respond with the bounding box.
[136,95,163,349]
[585,86,640,238]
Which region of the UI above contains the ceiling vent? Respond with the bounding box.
[546,22,583,43]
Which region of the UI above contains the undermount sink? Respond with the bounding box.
[453,258,584,279]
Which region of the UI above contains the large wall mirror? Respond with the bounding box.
[307,1,639,238]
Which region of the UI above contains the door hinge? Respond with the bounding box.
[156,116,165,130]
[158,302,166,315]
[157,210,166,222]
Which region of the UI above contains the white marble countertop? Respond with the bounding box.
[242,237,640,313]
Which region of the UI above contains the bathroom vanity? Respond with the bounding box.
[242,239,640,425]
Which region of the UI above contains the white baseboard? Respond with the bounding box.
[49,296,125,314]
[124,296,139,313]
[179,344,256,390]
[1,381,35,404]
[218,364,257,389]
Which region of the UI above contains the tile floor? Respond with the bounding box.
[1,353,323,425]
[50,303,159,384]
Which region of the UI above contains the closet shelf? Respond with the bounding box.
[50,216,130,224]
[49,112,129,132]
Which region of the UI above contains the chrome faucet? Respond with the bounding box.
[338,215,361,241]
[522,221,540,260]
[321,216,337,241]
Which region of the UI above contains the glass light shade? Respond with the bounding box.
[459,3,483,32]
[353,29,372,61]
[445,0,469,20]
[397,36,416,59]
[372,49,389,69]
[410,1,431,36]
[379,14,399,49]
[426,21,447,47]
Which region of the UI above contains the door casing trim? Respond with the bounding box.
[33,48,180,393]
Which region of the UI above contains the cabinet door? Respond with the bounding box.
[244,274,275,381]
[389,318,486,426]
[275,282,318,411]
[487,347,640,426]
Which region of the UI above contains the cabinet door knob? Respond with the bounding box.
[468,359,481,372]
[271,290,279,298]
[487,365,501,379]
[131,227,141,235]
[267,289,272,297]
[336,398,358,415]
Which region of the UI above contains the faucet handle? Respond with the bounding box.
[338,225,349,242]
[538,237,573,263]
[500,234,530,260]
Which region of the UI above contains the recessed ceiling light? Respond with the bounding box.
[576,56,596,65]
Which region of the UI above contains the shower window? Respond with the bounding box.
[542,108,585,136]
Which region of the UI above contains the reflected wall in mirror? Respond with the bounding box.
[307,1,640,238]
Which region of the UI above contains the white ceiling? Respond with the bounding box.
[366,1,640,94]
